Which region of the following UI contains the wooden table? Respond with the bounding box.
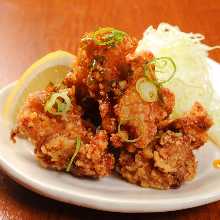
[0,0,220,219]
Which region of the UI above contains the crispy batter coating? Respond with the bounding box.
[119,130,197,189]
[12,88,114,177]
[111,86,175,149]
[118,103,212,189]
[72,130,115,177]
[11,88,87,145]
[154,131,196,181]
[36,130,114,177]
[64,33,137,99]
[158,102,213,149]
[11,91,64,144]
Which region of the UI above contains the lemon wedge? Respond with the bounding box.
[3,50,75,123]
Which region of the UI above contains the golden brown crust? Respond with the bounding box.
[72,131,115,177]
[119,130,197,189]
[111,85,174,149]
[158,102,213,149]
[118,102,212,189]
[12,89,115,177]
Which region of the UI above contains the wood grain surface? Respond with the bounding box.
[0,0,220,219]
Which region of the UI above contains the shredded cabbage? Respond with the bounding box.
[136,23,220,145]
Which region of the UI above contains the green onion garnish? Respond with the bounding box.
[136,77,158,102]
[44,90,71,115]
[82,27,127,47]
[144,57,176,84]
[66,136,81,172]
[118,118,144,143]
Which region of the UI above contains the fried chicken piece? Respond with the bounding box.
[72,130,115,177]
[64,31,137,99]
[36,130,114,177]
[159,102,213,149]
[36,133,78,170]
[11,88,88,145]
[118,103,212,189]
[119,130,196,189]
[154,131,196,181]
[111,86,175,149]
[11,90,69,145]
[108,51,175,150]
[63,29,137,133]
[12,88,114,177]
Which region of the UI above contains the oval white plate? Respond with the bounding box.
[0,59,220,213]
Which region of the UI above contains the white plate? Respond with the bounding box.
[0,59,220,213]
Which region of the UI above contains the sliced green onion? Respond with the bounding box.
[82,27,127,47]
[66,136,81,172]
[136,77,158,102]
[118,118,144,143]
[56,99,66,112]
[144,57,176,84]
[44,90,71,115]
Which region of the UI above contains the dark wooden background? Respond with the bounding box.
[0,0,220,219]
